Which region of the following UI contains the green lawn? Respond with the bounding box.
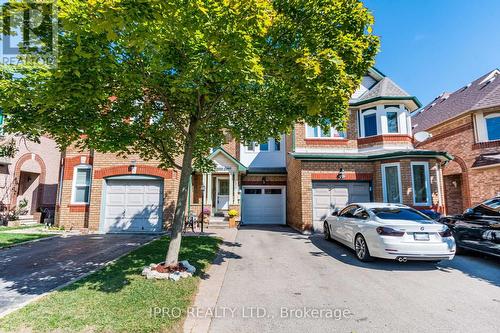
[0,233,53,248]
[0,236,222,333]
[0,224,44,231]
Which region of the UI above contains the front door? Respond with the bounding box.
[216,178,230,211]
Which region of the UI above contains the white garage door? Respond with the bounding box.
[102,179,163,233]
[312,182,370,232]
[242,186,286,225]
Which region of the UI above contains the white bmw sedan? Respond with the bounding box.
[323,203,456,262]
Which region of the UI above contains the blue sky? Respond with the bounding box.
[364,0,500,106]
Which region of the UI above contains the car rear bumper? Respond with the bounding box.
[369,236,456,261]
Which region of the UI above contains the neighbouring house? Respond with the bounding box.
[412,69,500,215]
[0,128,61,224]
[55,68,451,234]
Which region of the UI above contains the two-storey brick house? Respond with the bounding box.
[56,68,451,233]
[412,69,500,215]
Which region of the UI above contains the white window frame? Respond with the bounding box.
[484,113,500,141]
[410,162,431,206]
[305,124,346,139]
[385,109,400,134]
[71,164,92,204]
[360,108,378,137]
[381,162,403,204]
[245,142,256,152]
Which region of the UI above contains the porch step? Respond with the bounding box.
[207,216,229,229]
[17,215,39,226]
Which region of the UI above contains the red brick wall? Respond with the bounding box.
[417,111,500,211]
[443,174,463,215]
[286,158,444,232]
[56,148,179,231]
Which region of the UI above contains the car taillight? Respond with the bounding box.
[376,226,405,237]
[439,228,452,238]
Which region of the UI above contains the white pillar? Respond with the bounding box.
[229,172,234,205]
[234,172,239,204]
[202,173,207,203]
[206,173,212,205]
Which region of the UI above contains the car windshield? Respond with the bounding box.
[473,198,500,216]
[370,208,433,222]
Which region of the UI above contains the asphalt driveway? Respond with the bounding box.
[210,225,500,333]
[0,234,156,317]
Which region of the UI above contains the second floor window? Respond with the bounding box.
[259,141,269,151]
[306,124,346,139]
[485,114,500,141]
[387,111,399,133]
[363,112,378,137]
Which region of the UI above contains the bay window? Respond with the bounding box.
[381,163,402,203]
[411,162,431,206]
[359,105,410,137]
[72,165,92,204]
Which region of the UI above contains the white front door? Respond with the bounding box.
[216,178,230,211]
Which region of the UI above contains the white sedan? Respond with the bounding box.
[323,203,456,262]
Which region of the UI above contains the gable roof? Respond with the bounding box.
[412,69,500,131]
[207,147,247,172]
[350,77,421,109]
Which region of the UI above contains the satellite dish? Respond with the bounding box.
[414,131,432,142]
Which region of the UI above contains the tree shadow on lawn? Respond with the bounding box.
[68,235,237,293]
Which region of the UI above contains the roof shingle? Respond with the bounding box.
[412,69,500,131]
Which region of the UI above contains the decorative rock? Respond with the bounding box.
[142,260,196,281]
[179,271,192,278]
[180,260,196,274]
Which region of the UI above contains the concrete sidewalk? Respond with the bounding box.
[183,228,239,333]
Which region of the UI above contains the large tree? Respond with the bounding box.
[0,0,378,265]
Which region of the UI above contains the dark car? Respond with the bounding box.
[438,197,500,258]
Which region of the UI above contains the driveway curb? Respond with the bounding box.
[183,229,238,333]
[0,235,161,319]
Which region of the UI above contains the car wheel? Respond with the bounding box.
[354,234,373,262]
[323,222,331,240]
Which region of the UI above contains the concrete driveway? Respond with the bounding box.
[210,226,500,332]
[0,234,156,317]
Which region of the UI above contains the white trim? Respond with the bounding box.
[381,162,403,204]
[410,161,432,206]
[71,164,92,204]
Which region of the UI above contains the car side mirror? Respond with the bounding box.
[331,208,339,216]
[463,208,474,216]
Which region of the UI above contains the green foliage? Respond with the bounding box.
[0,0,378,169]
[0,138,18,158]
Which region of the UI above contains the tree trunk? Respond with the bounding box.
[164,117,199,266]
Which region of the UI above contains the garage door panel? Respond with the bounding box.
[242,187,285,225]
[312,182,371,233]
[102,179,162,233]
